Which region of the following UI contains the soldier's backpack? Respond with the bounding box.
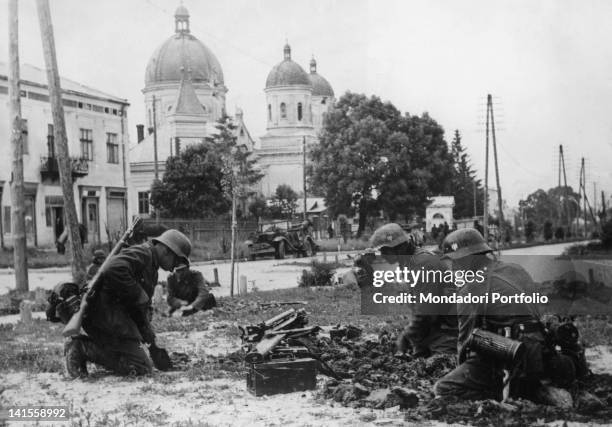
[46,282,82,324]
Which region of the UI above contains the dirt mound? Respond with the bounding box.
[309,331,612,424]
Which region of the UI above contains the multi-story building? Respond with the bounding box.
[0,62,130,247]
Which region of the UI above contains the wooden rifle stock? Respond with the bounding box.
[62,217,143,337]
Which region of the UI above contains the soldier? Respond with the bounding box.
[368,223,457,358]
[86,249,106,281]
[64,229,191,378]
[433,228,578,402]
[167,264,216,316]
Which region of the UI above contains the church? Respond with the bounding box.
[129,5,254,217]
[255,43,335,198]
[129,5,336,215]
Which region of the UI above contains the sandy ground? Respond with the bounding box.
[1,325,611,427]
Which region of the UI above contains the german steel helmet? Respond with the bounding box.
[441,228,492,259]
[152,229,192,261]
[370,223,409,249]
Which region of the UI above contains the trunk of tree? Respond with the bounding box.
[37,0,86,283]
[9,0,29,293]
[357,197,368,237]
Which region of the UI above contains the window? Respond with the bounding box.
[47,124,55,157]
[80,128,93,160]
[268,104,272,121]
[3,206,10,233]
[106,132,119,164]
[21,119,28,155]
[297,103,303,121]
[280,102,286,119]
[138,191,150,214]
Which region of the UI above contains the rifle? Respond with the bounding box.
[62,217,143,337]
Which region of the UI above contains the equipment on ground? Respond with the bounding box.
[62,217,143,337]
[467,328,524,365]
[241,309,324,396]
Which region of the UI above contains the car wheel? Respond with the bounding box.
[275,241,285,259]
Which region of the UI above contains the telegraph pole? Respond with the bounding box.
[152,95,159,181]
[558,145,571,237]
[302,136,307,221]
[489,94,505,244]
[9,0,29,292]
[37,0,86,282]
[483,98,490,241]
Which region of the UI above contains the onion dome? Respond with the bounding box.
[308,57,334,97]
[265,43,311,88]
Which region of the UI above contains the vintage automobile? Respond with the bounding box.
[244,222,317,260]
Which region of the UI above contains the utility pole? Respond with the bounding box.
[489,94,505,244]
[9,0,29,292]
[152,95,159,181]
[302,136,307,221]
[37,0,86,283]
[558,145,571,238]
[473,181,477,218]
[580,158,587,238]
[483,98,490,241]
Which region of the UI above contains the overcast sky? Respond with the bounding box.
[2,0,612,208]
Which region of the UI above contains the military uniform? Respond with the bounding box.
[397,248,457,357]
[167,269,215,316]
[434,229,545,401]
[68,242,160,376]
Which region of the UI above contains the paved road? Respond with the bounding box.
[0,241,600,297]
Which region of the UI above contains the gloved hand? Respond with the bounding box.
[140,325,156,345]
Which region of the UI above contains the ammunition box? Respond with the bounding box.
[247,358,317,396]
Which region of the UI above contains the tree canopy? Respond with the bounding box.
[308,92,453,235]
[519,186,581,235]
[150,116,262,219]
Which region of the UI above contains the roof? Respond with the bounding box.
[266,44,311,88]
[172,75,205,115]
[295,197,327,214]
[427,196,455,208]
[145,33,224,87]
[0,62,128,104]
[309,72,334,97]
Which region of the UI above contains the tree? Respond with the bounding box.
[449,130,484,218]
[309,92,453,236]
[150,116,262,219]
[248,194,268,222]
[273,184,298,220]
[543,220,553,241]
[519,186,580,235]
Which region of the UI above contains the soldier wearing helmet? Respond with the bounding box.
[64,228,191,378]
[85,249,107,281]
[365,223,457,358]
[433,228,579,403]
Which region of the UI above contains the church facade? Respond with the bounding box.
[129,5,254,217]
[255,44,335,198]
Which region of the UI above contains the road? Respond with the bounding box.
[0,241,594,296]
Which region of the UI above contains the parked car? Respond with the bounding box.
[244,222,317,260]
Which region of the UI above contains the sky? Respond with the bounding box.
[1,0,611,209]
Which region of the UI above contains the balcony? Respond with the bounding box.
[40,156,89,181]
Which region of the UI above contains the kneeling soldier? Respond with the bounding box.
[167,265,216,317]
[64,229,191,378]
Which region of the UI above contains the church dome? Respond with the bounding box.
[308,58,334,97]
[265,44,311,88]
[145,6,224,87]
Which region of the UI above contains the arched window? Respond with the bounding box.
[280,102,287,119]
[268,104,272,121]
[297,103,303,121]
[433,213,445,219]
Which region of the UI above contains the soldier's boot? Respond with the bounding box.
[64,337,89,378]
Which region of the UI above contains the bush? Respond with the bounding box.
[543,221,553,241]
[298,261,336,287]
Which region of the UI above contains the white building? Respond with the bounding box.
[256,44,335,197]
[0,63,130,247]
[130,5,254,217]
[425,196,455,232]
